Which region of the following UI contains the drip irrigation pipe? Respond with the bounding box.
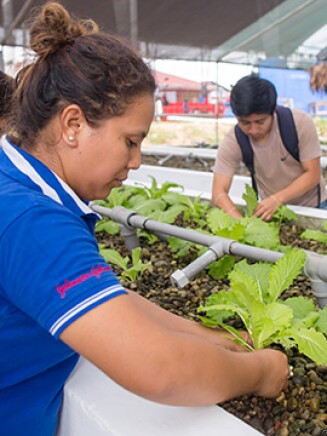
[92,204,327,307]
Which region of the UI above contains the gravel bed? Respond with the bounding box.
[97,222,327,436]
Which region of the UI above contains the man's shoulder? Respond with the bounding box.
[220,125,238,146]
[290,108,314,125]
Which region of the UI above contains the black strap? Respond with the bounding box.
[234,123,258,195]
[275,106,299,161]
[276,106,320,207]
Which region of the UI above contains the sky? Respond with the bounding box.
[151,59,253,90]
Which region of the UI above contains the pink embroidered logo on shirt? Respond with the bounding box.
[56,264,111,298]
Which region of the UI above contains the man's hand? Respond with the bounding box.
[254,194,281,221]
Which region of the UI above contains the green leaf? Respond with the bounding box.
[301,229,327,244]
[232,261,272,303]
[137,230,159,245]
[242,184,258,217]
[207,208,235,234]
[197,311,234,326]
[252,302,293,349]
[315,306,327,334]
[243,218,280,249]
[106,186,135,207]
[131,247,141,265]
[290,328,327,365]
[267,249,306,302]
[282,296,316,320]
[149,205,185,224]
[207,255,235,280]
[200,301,250,332]
[217,222,246,241]
[145,175,183,198]
[133,198,167,215]
[210,321,254,351]
[95,219,120,235]
[229,263,263,303]
[100,248,128,269]
[272,204,298,223]
[168,237,193,258]
[162,192,193,208]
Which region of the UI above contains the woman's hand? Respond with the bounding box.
[253,349,289,397]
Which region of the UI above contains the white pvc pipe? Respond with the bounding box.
[92,205,327,308]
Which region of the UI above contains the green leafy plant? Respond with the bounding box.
[95,218,120,235]
[271,204,298,229]
[135,175,183,199]
[207,255,236,280]
[242,184,258,217]
[206,207,282,250]
[242,184,298,226]
[301,220,327,244]
[162,192,210,227]
[100,246,151,282]
[198,249,327,365]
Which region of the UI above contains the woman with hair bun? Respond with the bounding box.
[0,3,288,434]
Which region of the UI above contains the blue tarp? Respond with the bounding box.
[259,67,326,114]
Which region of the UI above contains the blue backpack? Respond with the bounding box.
[234,106,320,207]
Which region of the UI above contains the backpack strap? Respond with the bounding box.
[275,106,299,161]
[234,123,258,195]
[276,106,321,207]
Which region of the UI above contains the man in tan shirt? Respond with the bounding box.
[212,75,327,221]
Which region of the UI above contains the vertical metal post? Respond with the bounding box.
[215,62,219,146]
[129,0,138,49]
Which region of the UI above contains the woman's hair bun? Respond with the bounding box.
[29,1,99,58]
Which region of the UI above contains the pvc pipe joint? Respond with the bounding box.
[304,252,327,308]
[309,278,327,308]
[120,225,140,251]
[170,242,225,288]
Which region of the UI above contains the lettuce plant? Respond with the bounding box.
[301,220,327,244]
[100,246,151,282]
[198,249,327,365]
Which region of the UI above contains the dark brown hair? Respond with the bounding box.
[13,2,156,144]
[0,71,15,134]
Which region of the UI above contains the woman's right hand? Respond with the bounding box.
[253,348,289,398]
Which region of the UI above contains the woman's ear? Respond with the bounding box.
[60,104,86,146]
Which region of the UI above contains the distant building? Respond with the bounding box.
[154,71,229,116]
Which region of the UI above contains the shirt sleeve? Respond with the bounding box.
[213,127,242,176]
[293,109,322,162]
[0,204,127,338]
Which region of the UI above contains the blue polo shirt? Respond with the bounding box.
[0,137,127,435]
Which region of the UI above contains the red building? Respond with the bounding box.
[154,71,228,117]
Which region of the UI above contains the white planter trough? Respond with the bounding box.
[58,358,261,436]
[127,164,327,229]
[142,145,327,170]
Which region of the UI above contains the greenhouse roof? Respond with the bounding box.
[0,0,326,69]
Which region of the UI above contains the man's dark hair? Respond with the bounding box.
[230,74,277,117]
